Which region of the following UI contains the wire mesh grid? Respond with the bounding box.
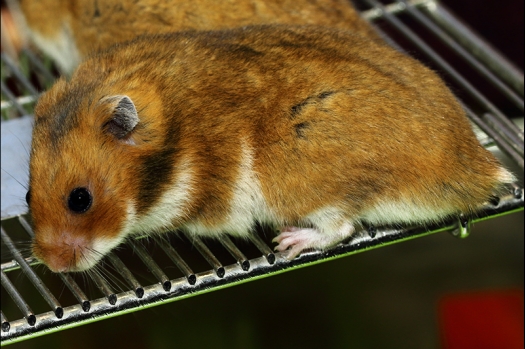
[1,0,524,344]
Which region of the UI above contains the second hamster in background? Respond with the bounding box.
[26,25,514,273]
[8,0,379,74]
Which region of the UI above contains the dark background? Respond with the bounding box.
[442,0,523,70]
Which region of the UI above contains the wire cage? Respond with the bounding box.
[1,0,523,344]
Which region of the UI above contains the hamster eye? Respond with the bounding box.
[68,188,93,213]
[25,190,31,205]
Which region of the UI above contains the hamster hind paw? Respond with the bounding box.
[273,223,354,260]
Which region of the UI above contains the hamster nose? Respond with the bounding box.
[45,255,73,273]
[34,233,93,273]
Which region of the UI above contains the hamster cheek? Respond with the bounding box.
[80,235,126,269]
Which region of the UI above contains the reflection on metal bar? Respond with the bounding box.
[220,236,250,271]
[129,240,171,291]
[1,270,36,327]
[449,214,471,238]
[89,272,117,306]
[361,0,428,20]
[107,254,144,299]
[155,235,197,285]
[0,95,36,111]
[483,112,524,153]
[463,104,524,169]
[248,233,276,264]
[1,258,37,273]
[1,53,39,96]
[1,228,63,319]
[185,233,226,278]
[20,49,55,84]
[1,80,27,115]
[1,311,9,333]
[57,273,91,312]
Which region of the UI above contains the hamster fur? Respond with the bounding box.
[28,25,514,273]
[9,0,379,74]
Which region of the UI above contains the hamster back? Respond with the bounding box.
[13,0,379,74]
[28,25,514,272]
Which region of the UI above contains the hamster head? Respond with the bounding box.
[27,77,154,273]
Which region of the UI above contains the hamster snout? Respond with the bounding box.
[27,25,514,272]
[30,227,116,273]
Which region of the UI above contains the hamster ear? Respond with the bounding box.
[101,95,139,139]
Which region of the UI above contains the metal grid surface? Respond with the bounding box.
[1,0,524,344]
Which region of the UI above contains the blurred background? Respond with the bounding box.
[1,0,523,348]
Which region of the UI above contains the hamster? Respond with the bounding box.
[27,25,514,273]
[8,0,379,74]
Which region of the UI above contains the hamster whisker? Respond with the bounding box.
[8,129,31,160]
[88,264,127,294]
[1,167,29,190]
[83,248,127,292]
[1,240,34,262]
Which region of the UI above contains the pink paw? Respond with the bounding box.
[272,226,321,260]
[272,223,355,260]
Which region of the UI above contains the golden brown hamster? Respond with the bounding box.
[8,0,378,74]
[27,25,514,272]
